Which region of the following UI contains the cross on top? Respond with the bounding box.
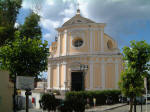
[76,2,80,15]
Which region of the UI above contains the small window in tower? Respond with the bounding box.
[73,38,83,47]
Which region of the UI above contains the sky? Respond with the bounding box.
[17,0,150,77]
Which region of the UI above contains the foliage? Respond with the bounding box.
[65,90,121,107]
[0,32,49,80]
[19,12,42,39]
[40,93,57,112]
[0,0,22,46]
[119,40,150,112]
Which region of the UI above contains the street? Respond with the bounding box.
[105,102,150,112]
[17,102,150,112]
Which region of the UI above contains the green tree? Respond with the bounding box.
[19,12,42,39]
[0,32,49,80]
[119,40,150,112]
[0,0,22,46]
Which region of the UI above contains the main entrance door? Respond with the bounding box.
[71,72,83,91]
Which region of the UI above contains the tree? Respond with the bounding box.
[0,31,49,80]
[0,0,22,46]
[19,12,42,39]
[119,40,150,112]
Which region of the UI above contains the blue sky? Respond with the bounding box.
[17,0,150,77]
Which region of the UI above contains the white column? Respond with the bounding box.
[57,64,60,89]
[64,63,67,89]
[90,61,93,89]
[101,59,105,89]
[58,33,61,56]
[101,28,104,52]
[115,60,119,89]
[64,30,68,55]
[90,29,93,53]
[47,64,51,89]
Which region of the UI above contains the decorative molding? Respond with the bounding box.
[67,27,102,32]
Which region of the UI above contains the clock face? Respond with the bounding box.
[72,38,83,48]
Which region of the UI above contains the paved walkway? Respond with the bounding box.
[85,103,127,112]
[17,103,127,112]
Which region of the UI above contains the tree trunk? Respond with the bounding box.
[134,97,136,112]
[129,98,134,112]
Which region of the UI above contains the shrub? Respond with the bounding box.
[65,90,121,107]
[40,93,56,112]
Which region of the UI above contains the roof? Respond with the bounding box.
[62,12,95,27]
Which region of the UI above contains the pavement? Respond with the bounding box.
[17,103,127,112]
[85,103,127,112]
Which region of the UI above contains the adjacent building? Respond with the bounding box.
[0,71,13,112]
[47,9,123,91]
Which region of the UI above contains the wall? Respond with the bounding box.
[0,71,13,112]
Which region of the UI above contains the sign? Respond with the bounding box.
[16,76,34,90]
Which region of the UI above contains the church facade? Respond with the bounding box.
[47,9,123,91]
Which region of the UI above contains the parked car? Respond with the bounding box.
[119,95,128,103]
[143,94,150,100]
[127,96,146,105]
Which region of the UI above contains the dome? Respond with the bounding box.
[62,12,95,27]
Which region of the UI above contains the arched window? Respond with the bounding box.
[107,40,113,49]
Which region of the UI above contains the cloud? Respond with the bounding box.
[21,0,150,47]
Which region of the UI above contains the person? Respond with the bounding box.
[93,98,96,107]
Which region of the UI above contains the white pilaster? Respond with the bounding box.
[63,63,67,88]
[101,59,105,89]
[101,28,104,52]
[90,61,93,89]
[64,30,68,55]
[47,64,51,89]
[57,64,60,88]
[58,33,61,56]
[115,60,119,89]
[90,29,93,53]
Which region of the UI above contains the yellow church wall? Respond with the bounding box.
[105,63,115,89]
[85,66,90,89]
[94,31,101,52]
[93,63,101,88]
